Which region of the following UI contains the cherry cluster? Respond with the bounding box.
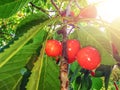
[45,39,101,70]
[45,5,99,71]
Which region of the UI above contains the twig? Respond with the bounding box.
[51,0,61,15]
[29,2,47,14]
[67,24,75,35]
[113,81,119,90]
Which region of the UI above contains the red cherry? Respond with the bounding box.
[79,5,97,18]
[61,11,75,17]
[76,46,101,70]
[45,40,62,57]
[69,11,75,17]
[67,39,81,63]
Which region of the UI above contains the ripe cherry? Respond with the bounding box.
[67,39,81,63]
[45,40,62,57]
[61,10,75,17]
[79,5,97,18]
[76,46,101,70]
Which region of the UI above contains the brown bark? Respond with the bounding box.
[60,26,69,90]
[50,0,72,89]
[60,57,69,90]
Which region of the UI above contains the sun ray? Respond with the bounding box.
[88,0,120,22]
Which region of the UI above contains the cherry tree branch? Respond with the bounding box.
[60,1,74,90]
[60,26,69,90]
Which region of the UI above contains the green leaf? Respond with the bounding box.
[0,12,51,68]
[0,28,48,90]
[38,57,60,90]
[26,49,60,90]
[0,0,32,18]
[74,75,81,90]
[0,13,53,89]
[72,25,116,65]
[16,12,49,37]
[69,62,81,84]
[0,24,44,68]
[80,75,92,90]
[0,15,59,89]
[72,70,92,90]
[70,61,79,73]
[0,12,49,52]
[94,65,112,90]
[91,77,103,90]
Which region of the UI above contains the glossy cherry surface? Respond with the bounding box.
[45,40,62,57]
[76,46,101,70]
[67,39,81,63]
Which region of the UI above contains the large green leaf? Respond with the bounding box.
[0,23,45,68]
[72,25,116,65]
[26,48,60,90]
[26,17,61,90]
[0,13,52,90]
[38,57,60,90]
[0,11,51,67]
[0,14,60,89]
[15,12,49,37]
[0,0,31,18]
[0,28,47,90]
[0,29,47,90]
[0,12,49,53]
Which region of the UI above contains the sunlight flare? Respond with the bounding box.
[88,0,120,22]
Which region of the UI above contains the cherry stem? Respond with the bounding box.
[113,81,119,90]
